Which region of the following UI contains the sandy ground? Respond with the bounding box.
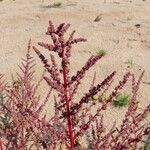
[0,0,150,131]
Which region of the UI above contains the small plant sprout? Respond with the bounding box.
[92,94,99,101]
[97,49,106,56]
[114,94,130,107]
[93,94,109,102]
[101,94,109,102]
[47,2,62,8]
[125,59,134,68]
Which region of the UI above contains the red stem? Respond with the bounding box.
[0,140,3,150]
[62,52,75,149]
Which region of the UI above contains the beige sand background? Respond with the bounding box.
[0,0,150,131]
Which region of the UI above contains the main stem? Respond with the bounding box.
[62,52,75,149]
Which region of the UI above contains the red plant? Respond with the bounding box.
[0,140,2,150]
[33,21,150,150]
[0,40,51,149]
[0,20,149,150]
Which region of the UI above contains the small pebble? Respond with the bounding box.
[94,14,102,22]
[134,24,141,28]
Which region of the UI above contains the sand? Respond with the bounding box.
[0,0,150,130]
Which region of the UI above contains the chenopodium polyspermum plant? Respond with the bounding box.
[33,21,150,150]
